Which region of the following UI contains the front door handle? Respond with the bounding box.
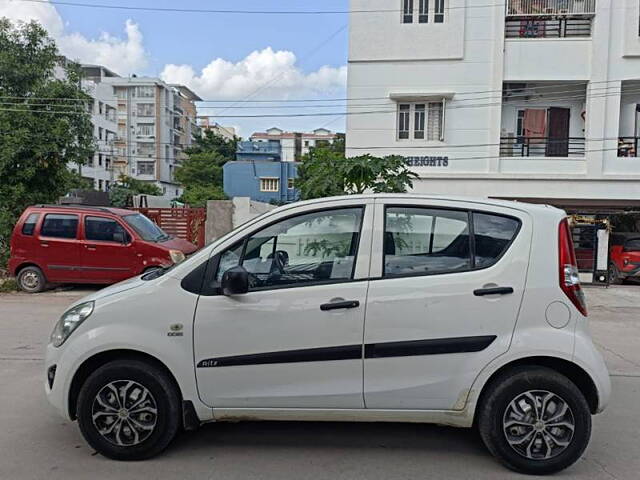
[474,287,514,297]
[320,300,360,311]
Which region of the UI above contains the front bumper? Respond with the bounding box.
[44,343,76,421]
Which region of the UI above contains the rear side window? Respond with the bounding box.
[625,239,640,251]
[384,207,471,277]
[40,214,79,239]
[473,213,521,268]
[85,216,129,243]
[21,213,40,236]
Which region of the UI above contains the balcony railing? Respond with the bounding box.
[618,137,639,157]
[506,0,596,16]
[505,17,592,37]
[500,137,586,157]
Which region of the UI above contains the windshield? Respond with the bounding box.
[123,214,170,242]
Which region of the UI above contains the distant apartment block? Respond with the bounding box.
[249,127,339,162]
[199,118,237,141]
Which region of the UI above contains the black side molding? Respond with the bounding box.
[474,287,514,297]
[365,336,497,359]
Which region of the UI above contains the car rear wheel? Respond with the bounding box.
[17,266,46,293]
[77,360,181,460]
[478,366,592,475]
[609,263,623,285]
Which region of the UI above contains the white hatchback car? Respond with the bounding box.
[45,195,610,474]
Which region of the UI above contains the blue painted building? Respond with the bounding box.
[223,141,300,204]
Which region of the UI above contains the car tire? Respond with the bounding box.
[77,359,181,461]
[478,366,592,475]
[609,263,623,285]
[17,266,46,293]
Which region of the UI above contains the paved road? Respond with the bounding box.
[1,286,639,480]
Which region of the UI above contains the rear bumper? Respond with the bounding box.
[620,262,640,278]
[574,329,611,414]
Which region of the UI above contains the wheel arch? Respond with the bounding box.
[474,356,600,419]
[68,349,183,421]
[13,261,44,277]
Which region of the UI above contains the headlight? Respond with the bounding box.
[169,249,186,264]
[50,301,94,348]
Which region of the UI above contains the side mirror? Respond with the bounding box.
[221,266,249,296]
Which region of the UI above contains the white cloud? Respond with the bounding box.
[160,47,347,100]
[0,0,147,75]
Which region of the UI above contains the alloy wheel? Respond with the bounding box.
[91,380,158,447]
[503,390,575,460]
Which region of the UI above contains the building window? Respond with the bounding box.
[402,0,413,23]
[434,0,444,23]
[105,158,111,170]
[98,127,103,140]
[414,104,426,139]
[419,0,429,23]
[98,154,103,166]
[137,86,155,98]
[397,101,445,141]
[98,179,104,191]
[136,124,155,136]
[260,178,280,192]
[287,178,295,189]
[138,143,154,157]
[137,161,155,175]
[137,103,155,117]
[398,104,411,139]
[105,180,111,191]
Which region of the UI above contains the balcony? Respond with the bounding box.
[506,0,595,38]
[507,0,595,16]
[500,136,585,157]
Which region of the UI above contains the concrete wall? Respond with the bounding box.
[205,198,276,244]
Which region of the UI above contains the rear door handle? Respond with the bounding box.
[320,300,360,311]
[474,287,514,297]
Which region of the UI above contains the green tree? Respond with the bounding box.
[297,138,417,200]
[0,19,94,268]
[174,131,237,206]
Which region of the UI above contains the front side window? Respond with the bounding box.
[85,216,129,243]
[216,208,364,291]
[384,207,470,277]
[41,214,79,239]
[473,213,521,268]
[22,213,40,236]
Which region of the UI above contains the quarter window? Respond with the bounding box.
[41,214,79,239]
[21,213,39,236]
[85,216,129,243]
[216,208,364,291]
[473,213,521,268]
[384,208,471,277]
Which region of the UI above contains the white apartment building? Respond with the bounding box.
[347,0,640,212]
[199,118,237,141]
[80,65,119,192]
[250,127,339,162]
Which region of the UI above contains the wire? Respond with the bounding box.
[16,0,511,15]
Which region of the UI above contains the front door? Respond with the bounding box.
[363,199,530,411]
[37,213,83,282]
[80,215,137,282]
[546,107,571,157]
[194,202,373,409]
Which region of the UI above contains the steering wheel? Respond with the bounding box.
[269,250,289,275]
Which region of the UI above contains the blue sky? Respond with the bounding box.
[1,0,351,135]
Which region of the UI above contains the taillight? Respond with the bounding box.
[558,218,588,316]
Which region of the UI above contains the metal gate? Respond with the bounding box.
[133,208,206,249]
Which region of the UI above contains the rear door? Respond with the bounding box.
[80,215,137,282]
[37,213,82,282]
[363,198,531,410]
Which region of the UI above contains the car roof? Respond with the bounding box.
[30,204,138,217]
[270,194,564,215]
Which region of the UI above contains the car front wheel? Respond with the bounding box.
[76,359,181,460]
[478,366,592,475]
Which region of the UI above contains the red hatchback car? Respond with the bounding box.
[9,205,198,292]
[609,236,640,284]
